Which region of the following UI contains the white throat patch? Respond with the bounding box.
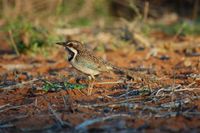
[67,47,78,61]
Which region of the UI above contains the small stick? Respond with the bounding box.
[143,1,149,23]
[155,84,182,96]
[0,123,14,128]
[62,95,68,109]
[161,98,191,108]
[8,30,20,56]
[0,104,10,110]
[0,104,30,113]
[77,97,146,108]
[186,82,196,87]
[192,0,199,19]
[48,104,72,127]
[174,87,200,92]
[94,80,135,85]
[48,104,64,127]
[75,114,132,131]
[155,111,200,118]
[0,114,28,125]
[172,22,187,40]
[34,98,38,107]
[156,86,200,96]
[1,78,39,91]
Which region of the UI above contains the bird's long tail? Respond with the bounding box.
[111,65,152,82]
[112,66,136,80]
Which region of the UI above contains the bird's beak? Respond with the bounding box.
[56,42,66,46]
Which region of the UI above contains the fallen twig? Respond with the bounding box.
[155,112,178,118]
[94,80,135,85]
[20,124,57,132]
[0,104,10,110]
[8,30,20,56]
[0,64,38,71]
[160,98,191,108]
[155,111,200,118]
[0,123,14,128]
[62,95,69,109]
[155,84,181,96]
[175,88,200,92]
[48,104,72,128]
[114,89,151,99]
[156,85,200,96]
[0,104,31,113]
[75,114,132,131]
[77,97,146,108]
[0,114,28,125]
[1,78,39,91]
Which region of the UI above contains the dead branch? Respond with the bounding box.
[75,114,132,131]
[20,124,56,132]
[1,78,39,91]
[0,123,14,128]
[156,85,200,97]
[160,98,191,108]
[0,114,28,125]
[175,88,200,92]
[48,104,72,127]
[155,111,200,118]
[155,112,178,118]
[1,64,40,71]
[8,30,20,56]
[77,97,146,108]
[94,80,135,85]
[0,104,30,113]
[0,104,10,110]
[155,84,182,96]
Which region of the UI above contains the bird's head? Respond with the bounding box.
[56,40,84,61]
[56,40,84,52]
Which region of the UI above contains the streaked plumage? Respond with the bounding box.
[56,40,136,81]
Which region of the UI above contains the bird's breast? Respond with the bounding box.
[70,59,100,76]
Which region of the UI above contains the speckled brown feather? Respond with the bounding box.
[56,40,144,80]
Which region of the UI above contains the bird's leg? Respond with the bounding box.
[87,75,95,95]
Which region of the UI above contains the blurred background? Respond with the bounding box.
[0,0,200,56]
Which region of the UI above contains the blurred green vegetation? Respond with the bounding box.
[0,0,110,55]
[42,80,87,92]
[153,19,200,36]
[69,17,92,27]
[4,17,53,53]
[1,0,200,55]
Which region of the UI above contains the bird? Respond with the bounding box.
[56,40,137,95]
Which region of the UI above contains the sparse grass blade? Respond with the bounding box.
[42,80,87,92]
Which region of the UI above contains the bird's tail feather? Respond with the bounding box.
[112,66,153,82]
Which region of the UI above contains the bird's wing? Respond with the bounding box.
[77,52,113,72]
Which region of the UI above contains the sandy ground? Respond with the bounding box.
[0,30,200,132]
